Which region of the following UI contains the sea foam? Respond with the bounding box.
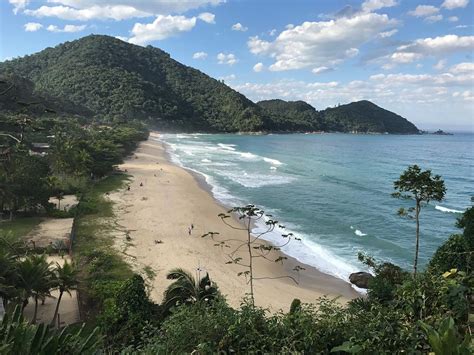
[263,157,283,165]
[435,205,463,214]
[217,143,237,151]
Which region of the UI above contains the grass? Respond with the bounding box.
[73,172,135,320]
[0,217,44,240]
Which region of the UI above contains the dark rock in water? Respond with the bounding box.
[349,272,373,289]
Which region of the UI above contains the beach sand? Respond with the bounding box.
[109,133,359,311]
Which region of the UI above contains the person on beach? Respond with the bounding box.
[140,182,143,187]
[191,223,194,230]
[188,227,192,236]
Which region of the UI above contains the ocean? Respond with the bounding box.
[158,133,474,282]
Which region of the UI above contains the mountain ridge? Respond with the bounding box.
[0,35,419,134]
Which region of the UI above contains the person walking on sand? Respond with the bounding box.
[188,227,192,236]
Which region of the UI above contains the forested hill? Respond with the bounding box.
[0,35,419,134]
[258,99,419,134]
[320,100,419,134]
[0,35,264,132]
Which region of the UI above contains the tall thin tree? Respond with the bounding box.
[392,165,446,276]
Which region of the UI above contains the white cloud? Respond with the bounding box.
[383,35,474,67]
[197,12,215,24]
[269,29,277,36]
[217,53,238,65]
[21,0,223,20]
[115,35,128,41]
[408,5,439,17]
[24,22,43,32]
[361,0,398,12]
[453,90,473,101]
[218,74,236,81]
[128,15,198,45]
[231,68,473,117]
[25,5,150,21]
[46,24,87,32]
[397,35,474,56]
[448,16,459,22]
[9,0,29,14]
[433,59,447,70]
[248,13,396,71]
[231,22,248,31]
[425,14,443,23]
[390,52,423,63]
[449,62,474,73]
[379,29,398,38]
[312,66,332,74]
[193,51,208,59]
[253,62,264,72]
[442,0,469,10]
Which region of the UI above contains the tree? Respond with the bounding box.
[51,260,78,327]
[392,165,446,276]
[202,205,304,306]
[162,268,218,312]
[16,254,53,323]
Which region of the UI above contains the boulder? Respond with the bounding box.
[349,272,373,289]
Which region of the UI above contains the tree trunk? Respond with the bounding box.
[247,216,254,306]
[22,298,28,311]
[32,295,38,324]
[51,291,63,327]
[414,200,420,277]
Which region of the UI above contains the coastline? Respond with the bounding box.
[110,132,360,311]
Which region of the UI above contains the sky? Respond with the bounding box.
[1,0,473,131]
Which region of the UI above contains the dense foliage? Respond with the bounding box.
[0,74,90,118]
[0,35,419,133]
[0,115,148,218]
[0,306,100,354]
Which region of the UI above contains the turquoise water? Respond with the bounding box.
[158,133,474,282]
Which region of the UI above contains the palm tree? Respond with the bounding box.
[51,260,78,327]
[162,268,218,312]
[0,251,18,309]
[16,254,53,323]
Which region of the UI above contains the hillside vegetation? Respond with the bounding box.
[0,35,418,134]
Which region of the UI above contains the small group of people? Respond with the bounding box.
[188,223,194,236]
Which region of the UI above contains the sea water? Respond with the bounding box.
[157,133,474,282]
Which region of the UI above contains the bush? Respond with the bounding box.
[429,234,472,274]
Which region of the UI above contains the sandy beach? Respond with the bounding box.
[109,133,359,311]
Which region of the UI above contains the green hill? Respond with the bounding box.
[0,35,418,134]
[257,99,323,131]
[320,100,419,134]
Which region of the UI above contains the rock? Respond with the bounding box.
[349,272,373,289]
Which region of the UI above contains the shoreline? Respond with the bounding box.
[110,133,360,311]
[163,139,362,297]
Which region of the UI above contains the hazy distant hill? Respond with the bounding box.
[258,99,419,134]
[0,35,418,134]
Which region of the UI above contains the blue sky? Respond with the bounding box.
[1,0,473,131]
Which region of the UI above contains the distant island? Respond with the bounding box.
[0,34,419,134]
[419,129,454,135]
